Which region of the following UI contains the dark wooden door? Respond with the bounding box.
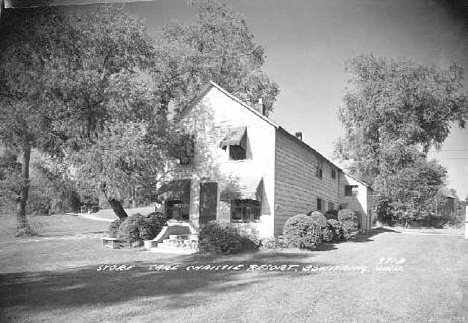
[199,182,218,226]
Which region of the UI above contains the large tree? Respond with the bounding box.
[152,0,279,115]
[335,54,466,225]
[0,5,154,234]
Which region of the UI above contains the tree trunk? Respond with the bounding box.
[15,144,33,236]
[108,198,128,221]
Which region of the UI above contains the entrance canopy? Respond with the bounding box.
[220,177,264,202]
[219,126,247,149]
[157,179,190,202]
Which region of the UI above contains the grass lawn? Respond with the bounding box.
[0,213,467,322]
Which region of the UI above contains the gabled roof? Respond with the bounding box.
[177,81,278,128]
[178,81,372,188]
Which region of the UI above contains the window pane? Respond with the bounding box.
[229,145,246,160]
[231,199,260,222]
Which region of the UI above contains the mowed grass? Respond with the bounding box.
[0,213,467,322]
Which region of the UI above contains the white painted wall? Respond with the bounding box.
[178,85,277,237]
[339,173,372,232]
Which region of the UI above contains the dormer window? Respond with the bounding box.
[220,126,248,161]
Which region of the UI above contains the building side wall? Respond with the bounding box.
[338,173,372,232]
[274,130,340,236]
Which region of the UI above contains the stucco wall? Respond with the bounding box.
[274,129,340,236]
[177,85,277,237]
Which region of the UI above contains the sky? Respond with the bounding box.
[121,0,468,198]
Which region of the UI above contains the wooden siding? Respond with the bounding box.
[274,129,340,235]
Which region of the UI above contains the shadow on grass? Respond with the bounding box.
[0,256,330,314]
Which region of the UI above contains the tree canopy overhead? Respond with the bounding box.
[0,5,156,233]
[153,0,279,115]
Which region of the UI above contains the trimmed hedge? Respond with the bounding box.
[327,219,343,241]
[116,212,166,244]
[198,221,243,254]
[109,219,124,238]
[324,209,338,220]
[283,214,322,250]
[309,211,334,242]
[338,209,359,240]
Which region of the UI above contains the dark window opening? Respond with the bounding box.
[331,169,336,179]
[231,199,261,223]
[316,162,323,179]
[165,200,189,221]
[229,145,246,160]
[345,185,359,196]
[317,198,322,211]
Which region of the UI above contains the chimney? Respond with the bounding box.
[295,132,302,140]
[256,98,266,115]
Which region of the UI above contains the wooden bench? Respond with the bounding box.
[101,237,120,249]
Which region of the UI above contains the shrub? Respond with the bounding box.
[198,221,243,254]
[327,219,343,241]
[283,214,322,250]
[117,213,162,244]
[260,236,287,250]
[143,212,167,238]
[309,211,334,242]
[26,192,51,215]
[338,209,359,240]
[324,209,338,220]
[109,219,124,238]
[237,225,261,250]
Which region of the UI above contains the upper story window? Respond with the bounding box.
[331,169,336,179]
[220,126,248,161]
[345,185,359,196]
[316,161,323,179]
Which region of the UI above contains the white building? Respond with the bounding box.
[157,81,373,238]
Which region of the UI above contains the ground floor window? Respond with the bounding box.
[231,199,261,223]
[317,198,323,211]
[165,200,189,221]
[328,201,334,210]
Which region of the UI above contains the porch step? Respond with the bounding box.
[150,235,199,254]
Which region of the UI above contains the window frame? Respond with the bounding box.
[317,198,323,211]
[331,169,336,179]
[165,200,189,221]
[228,144,247,161]
[345,185,359,197]
[230,199,261,223]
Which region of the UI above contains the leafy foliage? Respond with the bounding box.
[0,5,155,231]
[109,219,124,238]
[153,0,279,115]
[324,209,338,220]
[283,214,322,250]
[198,221,243,254]
[335,54,465,225]
[338,209,359,240]
[327,219,343,242]
[308,211,334,242]
[117,213,166,244]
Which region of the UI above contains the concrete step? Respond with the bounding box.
[150,243,198,254]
